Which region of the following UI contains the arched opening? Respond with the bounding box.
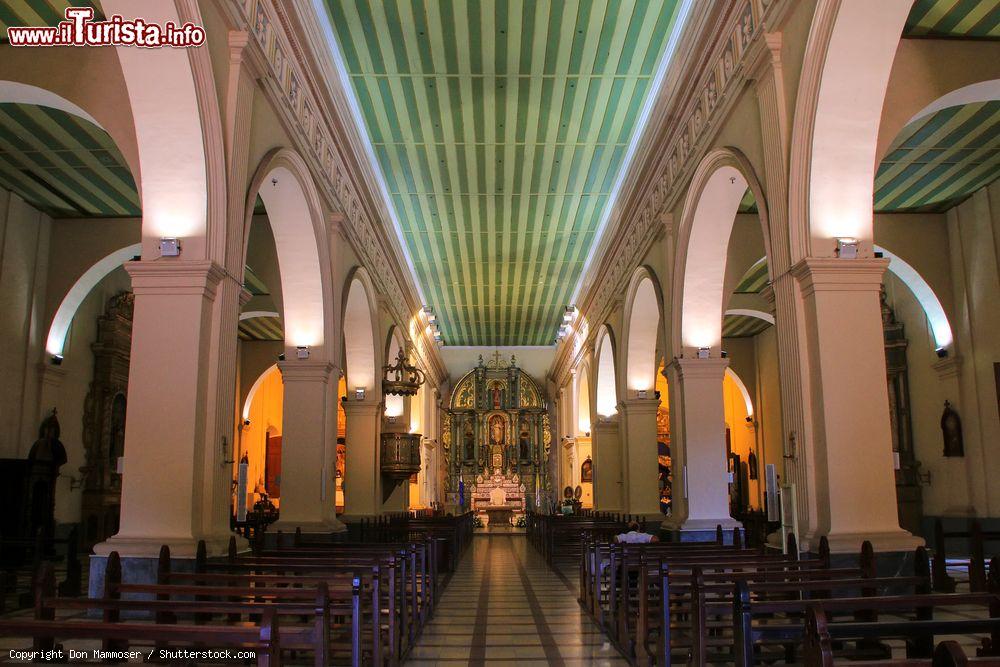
[238,365,284,509]
[575,366,593,508]
[624,271,662,393]
[594,327,618,417]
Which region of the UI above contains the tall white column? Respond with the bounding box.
[273,360,344,533]
[342,399,381,518]
[592,417,623,511]
[619,397,661,519]
[667,357,740,535]
[791,258,921,552]
[95,261,232,558]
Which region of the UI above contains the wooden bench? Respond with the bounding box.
[933,518,1000,593]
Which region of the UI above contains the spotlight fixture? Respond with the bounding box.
[697,347,710,359]
[296,345,310,360]
[936,347,948,359]
[50,354,63,366]
[422,306,437,323]
[277,353,286,361]
[159,237,181,257]
[354,387,366,401]
[563,305,577,323]
[636,389,648,399]
[835,237,860,259]
[721,350,728,359]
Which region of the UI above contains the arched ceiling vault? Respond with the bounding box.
[321,0,689,346]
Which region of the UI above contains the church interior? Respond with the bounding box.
[0,0,999,664]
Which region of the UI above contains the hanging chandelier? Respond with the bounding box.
[382,347,426,397]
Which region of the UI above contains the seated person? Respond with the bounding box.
[615,521,659,544]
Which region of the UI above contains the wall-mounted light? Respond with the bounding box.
[423,306,437,324]
[296,345,310,360]
[159,237,182,257]
[50,354,63,366]
[636,389,648,399]
[697,347,710,359]
[277,353,286,361]
[936,347,948,359]
[563,305,577,323]
[835,237,859,259]
[354,387,366,401]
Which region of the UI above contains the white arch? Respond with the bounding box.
[343,270,378,394]
[248,152,327,349]
[384,328,405,418]
[242,364,279,421]
[623,269,663,393]
[674,149,770,355]
[102,0,208,247]
[875,245,954,350]
[906,79,1000,126]
[594,327,618,417]
[0,81,103,128]
[45,243,142,356]
[724,309,775,325]
[576,365,592,434]
[725,368,754,417]
[795,0,912,249]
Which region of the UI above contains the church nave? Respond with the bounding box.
[409,535,626,666]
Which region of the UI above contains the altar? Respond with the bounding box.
[472,470,525,526]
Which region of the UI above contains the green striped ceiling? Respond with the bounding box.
[734,258,769,294]
[737,188,757,214]
[325,0,684,345]
[722,313,771,339]
[904,0,1000,39]
[243,265,271,296]
[875,101,1000,213]
[239,315,284,342]
[0,1,103,40]
[0,103,139,217]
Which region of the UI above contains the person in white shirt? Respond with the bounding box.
[615,521,659,544]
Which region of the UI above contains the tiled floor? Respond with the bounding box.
[407,534,627,666]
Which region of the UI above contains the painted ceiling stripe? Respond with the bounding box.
[905,0,1000,38]
[875,100,1000,212]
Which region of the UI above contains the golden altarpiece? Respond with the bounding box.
[443,354,550,518]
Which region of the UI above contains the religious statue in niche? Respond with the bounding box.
[28,409,67,547]
[463,421,475,461]
[581,456,593,483]
[747,450,759,480]
[518,418,531,460]
[489,414,505,448]
[941,400,964,457]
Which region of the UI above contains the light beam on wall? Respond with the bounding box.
[875,245,954,350]
[46,243,142,357]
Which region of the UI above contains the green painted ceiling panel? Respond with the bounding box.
[326,0,683,345]
[0,0,103,40]
[905,0,1000,39]
[0,102,139,218]
[875,101,1000,213]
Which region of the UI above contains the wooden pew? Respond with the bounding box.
[934,519,1000,593]
[803,606,1000,666]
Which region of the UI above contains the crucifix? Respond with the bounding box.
[491,350,503,366]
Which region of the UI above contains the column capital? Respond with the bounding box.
[341,398,382,417]
[618,397,661,415]
[125,260,226,298]
[790,257,888,297]
[668,356,729,381]
[277,360,335,383]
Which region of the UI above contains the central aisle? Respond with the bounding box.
[407,534,627,665]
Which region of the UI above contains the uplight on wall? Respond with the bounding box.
[295,345,310,360]
[697,347,710,359]
[835,237,860,259]
[159,237,182,257]
[354,387,366,401]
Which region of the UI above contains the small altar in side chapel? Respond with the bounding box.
[442,352,552,529]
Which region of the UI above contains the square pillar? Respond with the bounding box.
[592,417,622,512]
[791,258,921,552]
[342,399,381,519]
[94,261,232,559]
[619,397,662,519]
[667,357,740,536]
[272,360,345,533]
